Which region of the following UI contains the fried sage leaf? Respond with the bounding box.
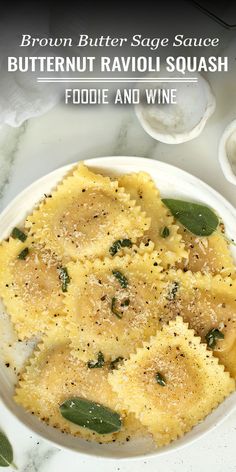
[160,226,170,238]
[110,357,124,370]
[166,282,179,301]
[162,199,219,236]
[59,267,70,293]
[111,297,122,319]
[60,397,122,434]
[11,227,27,242]
[109,239,132,256]
[87,351,105,369]
[18,248,29,260]
[155,372,166,387]
[206,328,224,349]
[112,270,128,288]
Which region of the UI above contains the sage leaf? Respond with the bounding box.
[11,227,27,242]
[109,239,132,256]
[110,357,124,370]
[59,267,70,293]
[121,298,130,307]
[166,282,179,301]
[87,352,105,369]
[18,247,29,260]
[60,397,122,434]
[162,199,219,236]
[0,431,15,468]
[160,226,170,238]
[206,328,224,349]
[111,297,123,319]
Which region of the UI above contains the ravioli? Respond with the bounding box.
[118,172,188,267]
[162,270,236,378]
[177,224,235,277]
[64,252,165,361]
[25,164,150,261]
[109,317,235,446]
[15,323,148,443]
[0,162,235,449]
[0,237,65,339]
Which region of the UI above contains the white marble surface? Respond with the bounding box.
[0,57,236,471]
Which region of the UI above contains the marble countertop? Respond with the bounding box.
[0,64,236,471]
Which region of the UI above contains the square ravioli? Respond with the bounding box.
[15,322,148,444]
[64,252,165,360]
[109,317,235,446]
[162,270,236,378]
[177,225,235,277]
[26,164,150,261]
[0,236,65,339]
[118,172,188,267]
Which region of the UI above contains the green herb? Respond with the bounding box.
[60,397,122,434]
[18,247,29,260]
[205,328,224,349]
[110,357,124,370]
[161,226,170,238]
[59,267,70,292]
[0,431,16,468]
[11,227,27,242]
[155,372,166,387]
[121,299,130,307]
[167,282,179,301]
[162,199,219,237]
[87,351,105,369]
[112,270,128,288]
[109,239,132,256]
[111,297,122,319]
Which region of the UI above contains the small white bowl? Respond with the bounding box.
[0,156,236,460]
[219,120,236,185]
[135,73,215,144]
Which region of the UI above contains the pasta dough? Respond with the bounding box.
[109,317,235,446]
[64,252,164,360]
[118,172,188,267]
[177,225,235,277]
[0,237,65,339]
[162,270,236,377]
[26,164,150,261]
[15,322,148,443]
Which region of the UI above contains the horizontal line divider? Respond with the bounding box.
[37,77,198,80]
[37,79,198,83]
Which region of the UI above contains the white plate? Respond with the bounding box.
[0,156,236,460]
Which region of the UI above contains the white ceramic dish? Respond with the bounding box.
[0,156,236,460]
[219,120,236,186]
[135,72,215,144]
